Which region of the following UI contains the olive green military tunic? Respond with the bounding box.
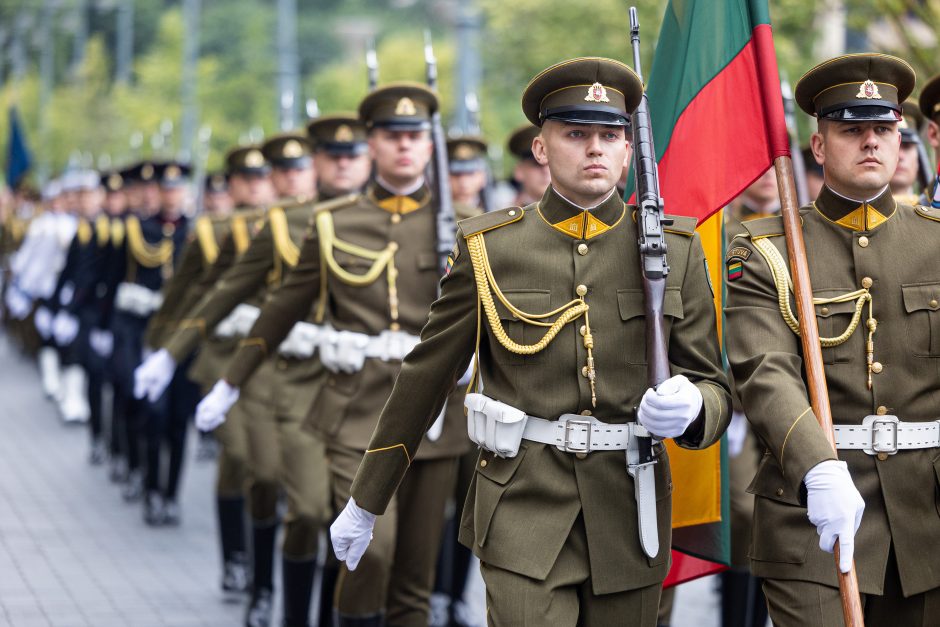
[725,185,940,600]
[223,181,469,622]
[350,187,730,598]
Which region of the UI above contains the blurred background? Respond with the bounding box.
[0,0,933,184]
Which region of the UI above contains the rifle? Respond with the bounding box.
[915,136,932,197]
[466,91,494,213]
[781,78,809,206]
[629,8,672,388]
[424,30,456,274]
[366,38,378,92]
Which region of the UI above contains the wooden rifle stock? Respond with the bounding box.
[775,155,865,627]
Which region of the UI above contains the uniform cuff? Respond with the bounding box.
[350,444,412,515]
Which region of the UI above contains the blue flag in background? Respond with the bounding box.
[5,107,33,189]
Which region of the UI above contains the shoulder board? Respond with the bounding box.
[313,193,360,216]
[460,206,524,238]
[111,218,125,246]
[95,216,110,247]
[195,216,220,264]
[914,205,940,223]
[741,215,785,239]
[268,206,301,267]
[663,214,697,237]
[77,220,93,246]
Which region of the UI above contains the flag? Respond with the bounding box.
[627,0,790,587]
[5,107,33,190]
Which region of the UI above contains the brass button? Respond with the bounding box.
[575,452,587,460]
[576,284,588,296]
[580,409,592,416]
[577,243,589,256]
[820,307,830,315]
[858,236,869,248]
[876,405,887,416]
[871,361,883,374]
[391,213,401,224]
[931,299,939,309]
[877,452,889,462]
[775,488,784,497]
[581,366,589,377]
[388,241,399,251]
[479,459,488,468]
[390,322,401,331]
[508,210,517,217]
[861,277,873,289]
[579,325,587,336]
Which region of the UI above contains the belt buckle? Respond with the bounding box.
[563,419,592,453]
[863,414,899,455]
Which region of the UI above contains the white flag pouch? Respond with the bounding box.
[464,393,528,458]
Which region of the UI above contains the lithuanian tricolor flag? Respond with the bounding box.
[628,0,790,587]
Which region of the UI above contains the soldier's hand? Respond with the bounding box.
[134,348,177,402]
[195,380,240,432]
[637,374,704,438]
[331,497,376,571]
[804,460,865,573]
[89,329,113,358]
[34,306,53,339]
[52,311,80,346]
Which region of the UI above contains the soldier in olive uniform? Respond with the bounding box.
[507,124,551,207]
[446,136,489,221]
[890,102,925,205]
[197,87,473,626]
[332,58,730,626]
[726,54,940,625]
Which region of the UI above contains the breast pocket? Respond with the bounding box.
[902,282,940,357]
[490,289,553,366]
[814,288,859,365]
[617,287,684,365]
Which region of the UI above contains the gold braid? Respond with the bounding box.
[125,216,173,268]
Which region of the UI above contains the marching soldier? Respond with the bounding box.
[726,53,940,624]
[446,136,489,220]
[331,58,730,625]
[890,102,925,204]
[196,87,473,626]
[506,123,550,206]
[261,131,317,202]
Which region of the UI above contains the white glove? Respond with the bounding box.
[637,374,704,439]
[134,348,177,402]
[195,380,240,432]
[318,329,343,373]
[89,329,113,358]
[336,331,368,373]
[59,282,75,306]
[804,459,865,573]
[457,360,475,387]
[34,306,53,339]
[5,287,31,320]
[330,497,376,571]
[426,407,446,442]
[52,311,80,346]
[727,410,748,458]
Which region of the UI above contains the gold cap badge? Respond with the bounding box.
[165,165,181,180]
[394,97,417,116]
[107,173,123,191]
[283,139,304,158]
[856,80,882,100]
[334,124,354,142]
[141,164,155,180]
[584,82,611,103]
[454,143,475,160]
[245,149,265,168]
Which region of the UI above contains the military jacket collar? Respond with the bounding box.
[813,184,896,231]
[536,185,626,240]
[367,180,431,215]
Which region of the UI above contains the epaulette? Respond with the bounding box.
[460,206,525,237]
[111,218,125,247]
[663,214,697,237]
[914,204,940,223]
[313,193,360,216]
[195,216,219,264]
[741,215,785,240]
[77,219,93,246]
[95,215,110,247]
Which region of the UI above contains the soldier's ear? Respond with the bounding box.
[927,121,940,151]
[810,131,825,168]
[532,133,549,166]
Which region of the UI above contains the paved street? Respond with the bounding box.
[0,333,721,627]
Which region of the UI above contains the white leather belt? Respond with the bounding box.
[214,304,260,339]
[363,329,420,361]
[522,414,650,453]
[115,283,163,317]
[833,415,940,456]
[278,321,328,359]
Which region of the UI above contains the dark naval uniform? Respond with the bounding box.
[726,54,940,625]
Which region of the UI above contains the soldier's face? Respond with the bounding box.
[230,173,274,207]
[891,142,920,193]
[368,129,433,187]
[514,159,551,201]
[313,152,371,195]
[204,191,234,216]
[104,191,127,216]
[534,121,629,206]
[77,188,101,217]
[812,120,900,198]
[271,165,316,199]
[449,169,487,204]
